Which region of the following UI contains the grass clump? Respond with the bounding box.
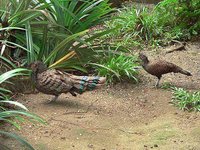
[0,59,45,149]
[103,7,141,48]
[92,53,139,83]
[171,87,200,111]
[103,0,200,48]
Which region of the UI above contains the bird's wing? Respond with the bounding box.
[147,60,177,75]
[37,69,73,93]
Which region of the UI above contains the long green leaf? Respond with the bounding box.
[0,68,28,84]
[0,131,35,150]
[45,29,88,63]
[89,62,120,79]
[0,101,28,111]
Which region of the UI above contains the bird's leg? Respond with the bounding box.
[69,91,77,97]
[47,95,59,103]
[155,77,161,88]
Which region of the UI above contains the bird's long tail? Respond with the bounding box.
[69,75,106,94]
[179,69,192,76]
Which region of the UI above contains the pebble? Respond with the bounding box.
[88,144,94,148]
[154,144,158,147]
[60,137,66,140]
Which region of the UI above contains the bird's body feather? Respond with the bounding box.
[143,60,183,78]
[30,61,106,102]
[139,53,192,87]
[34,69,73,96]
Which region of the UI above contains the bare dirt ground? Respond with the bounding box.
[1,41,200,150]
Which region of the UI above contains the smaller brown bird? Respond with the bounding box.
[139,53,192,87]
[29,61,106,103]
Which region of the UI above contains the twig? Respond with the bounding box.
[166,41,187,54]
[118,129,143,135]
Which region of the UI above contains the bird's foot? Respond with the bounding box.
[155,78,160,88]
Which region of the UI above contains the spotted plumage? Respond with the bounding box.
[29,61,106,102]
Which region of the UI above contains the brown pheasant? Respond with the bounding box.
[139,53,192,87]
[29,61,106,102]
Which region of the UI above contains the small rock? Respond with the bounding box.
[154,144,158,147]
[44,130,48,133]
[144,145,148,147]
[60,137,66,140]
[88,144,93,148]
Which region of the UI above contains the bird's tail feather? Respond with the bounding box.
[70,75,106,93]
[179,69,192,76]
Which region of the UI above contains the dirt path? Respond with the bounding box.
[2,43,200,150]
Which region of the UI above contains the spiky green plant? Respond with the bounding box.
[0,58,45,150]
[172,87,200,111]
[102,0,200,47]
[91,53,139,83]
[0,100,45,150]
[1,0,116,72]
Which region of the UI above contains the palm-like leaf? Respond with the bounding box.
[0,58,45,150]
[0,131,34,150]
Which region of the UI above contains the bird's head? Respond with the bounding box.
[138,52,149,66]
[139,53,149,62]
[29,61,47,73]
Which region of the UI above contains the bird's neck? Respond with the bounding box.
[31,63,47,85]
[31,71,38,84]
[31,68,46,83]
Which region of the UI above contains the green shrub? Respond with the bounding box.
[103,0,200,47]
[0,58,45,150]
[0,0,114,71]
[91,53,139,83]
[102,6,142,48]
[171,87,200,111]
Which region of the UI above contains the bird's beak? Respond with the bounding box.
[133,66,142,70]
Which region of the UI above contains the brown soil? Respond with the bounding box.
[2,42,200,150]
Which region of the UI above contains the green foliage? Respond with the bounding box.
[103,0,200,48]
[161,82,175,89]
[0,59,45,150]
[0,131,34,150]
[30,0,114,68]
[171,87,200,111]
[47,0,112,33]
[102,7,141,48]
[91,53,139,83]
[0,100,45,150]
[0,67,29,100]
[0,0,114,72]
